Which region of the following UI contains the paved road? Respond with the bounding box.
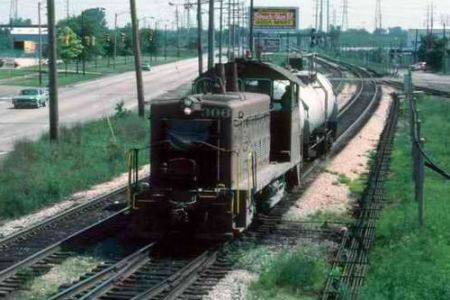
[385,70,450,93]
[0,58,202,155]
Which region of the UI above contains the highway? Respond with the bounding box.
[0,57,201,155]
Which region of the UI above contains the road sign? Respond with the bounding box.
[254,37,281,52]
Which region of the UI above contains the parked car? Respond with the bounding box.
[12,88,49,108]
[411,62,427,71]
[142,63,152,71]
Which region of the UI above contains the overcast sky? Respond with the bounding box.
[1,0,450,31]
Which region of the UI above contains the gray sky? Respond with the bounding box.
[1,0,450,31]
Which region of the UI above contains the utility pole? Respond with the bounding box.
[232,0,236,59]
[130,0,145,117]
[341,0,349,30]
[414,29,419,63]
[9,0,18,25]
[176,5,180,57]
[249,0,254,54]
[164,23,168,61]
[38,1,43,87]
[208,0,215,69]
[314,0,318,31]
[47,0,59,141]
[81,11,86,75]
[219,0,223,63]
[197,0,203,74]
[319,0,323,32]
[113,13,118,69]
[65,0,70,18]
[327,0,330,32]
[443,22,448,74]
[375,0,382,31]
[228,0,232,59]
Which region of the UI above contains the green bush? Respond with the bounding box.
[0,112,149,219]
[249,244,329,299]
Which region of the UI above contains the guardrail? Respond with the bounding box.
[403,70,450,226]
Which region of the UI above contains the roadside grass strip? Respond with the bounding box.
[361,96,450,299]
[0,109,149,219]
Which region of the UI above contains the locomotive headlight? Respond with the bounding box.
[184,107,193,115]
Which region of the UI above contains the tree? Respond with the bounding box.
[418,35,449,71]
[58,27,83,74]
[57,8,108,60]
[10,18,32,26]
[0,29,11,51]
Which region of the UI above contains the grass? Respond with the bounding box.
[306,210,354,225]
[348,174,368,197]
[337,173,352,185]
[360,95,450,299]
[16,256,102,300]
[0,53,195,87]
[248,244,330,300]
[0,107,149,219]
[220,240,332,299]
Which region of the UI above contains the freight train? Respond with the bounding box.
[128,59,338,240]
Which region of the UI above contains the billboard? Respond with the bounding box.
[252,7,299,31]
[254,38,281,52]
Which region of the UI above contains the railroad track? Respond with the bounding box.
[0,207,136,298]
[315,56,346,93]
[48,236,218,300]
[322,93,400,300]
[0,191,150,299]
[46,60,381,299]
[0,187,129,271]
[172,60,383,299]
[0,57,383,299]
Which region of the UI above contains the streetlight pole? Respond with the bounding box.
[169,2,181,58]
[208,0,215,69]
[113,12,128,69]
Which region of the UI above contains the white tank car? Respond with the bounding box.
[274,71,338,158]
[296,71,337,133]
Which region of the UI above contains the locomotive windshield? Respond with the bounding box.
[166,120,213,152]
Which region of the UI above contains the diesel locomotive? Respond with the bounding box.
[128,59,338,240]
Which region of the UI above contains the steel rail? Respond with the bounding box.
[49,242,156,300]
[0,207,128,284]
[132,250,217,300]
[321,93,400,300]
[0,186,128,250]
